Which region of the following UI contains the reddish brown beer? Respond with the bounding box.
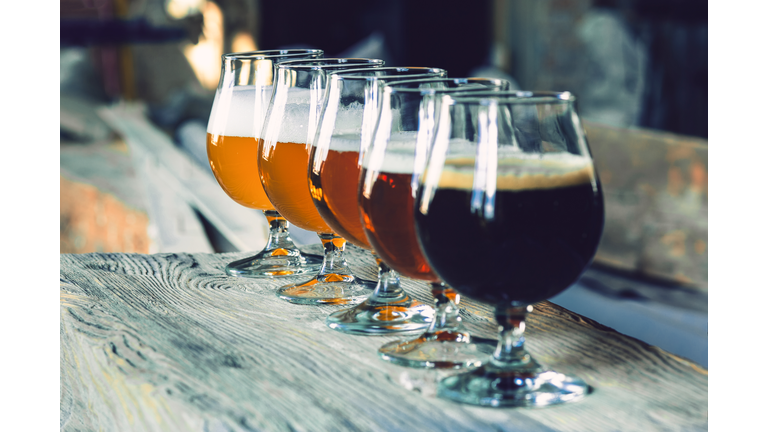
[359,168,439,282]
[309,144,371,249]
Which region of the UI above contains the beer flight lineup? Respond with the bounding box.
[205,49,604,407]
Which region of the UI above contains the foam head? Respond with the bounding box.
[363,131,420,173]
[316,101,366,151]
[207,85,274,138]
[267,88,320,144]
[437,144,597,191]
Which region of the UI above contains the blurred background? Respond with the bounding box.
[60,0,708,365]
[61,0,707,136]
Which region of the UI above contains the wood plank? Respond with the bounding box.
[61,247,707,432]
[60,96,214,254]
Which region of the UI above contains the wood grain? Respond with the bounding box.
[61,247,707,431]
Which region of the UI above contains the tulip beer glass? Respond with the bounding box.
[308,68,448,334]
[206,49,323,278]
[359,78,513,367]
[414,92,604,406]
[258,58,384,304]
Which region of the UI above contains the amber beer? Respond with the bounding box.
[308,136,371,249]
[360,168,439,281]
[259,140,334,234]
[414,155,605,304]
[358,136,440,281]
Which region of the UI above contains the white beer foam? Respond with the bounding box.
[277,102,312,144]
[316,102,409,155]
[316,101,367,152]
[362,131,420,174]
[268,87,317,144]
[330,101,366,138]
[207,85,275,137]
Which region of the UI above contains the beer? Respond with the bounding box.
[207,84,274,210]
[309,135,370,249]
[259,140,333,234]
[258,59,385,237]
[415,154,604,304]
[207,135,274,210]
[358,134,439,281]
[360,169,439,281]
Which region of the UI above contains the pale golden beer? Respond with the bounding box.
[204,49,325,278]
[207,134,274,211]
[259,58,387,305]
[207,82,275,211]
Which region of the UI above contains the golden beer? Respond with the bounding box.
[207,134,275,211]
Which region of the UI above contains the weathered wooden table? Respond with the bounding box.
[60,246,707,431]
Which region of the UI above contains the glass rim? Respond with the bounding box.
[222,49,324,61]
[384,77,512,93]
[444,90,576,104]
[276,58,385,70]
[328,66,446,80]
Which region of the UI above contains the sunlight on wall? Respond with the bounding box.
[183,1,223,90]
[166,0,205,19]
[232,32,258,53]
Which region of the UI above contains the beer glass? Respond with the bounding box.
[357,78,513,367]
[308,68,447,334]
[207,49,324,278]
[258,58,385,304]
[414,91,604,407]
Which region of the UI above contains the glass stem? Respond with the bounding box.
[426,282,464,334]
[317,233,352,276]
[491,304,540,371]
[366,254,408,304]
[262,210,297,251]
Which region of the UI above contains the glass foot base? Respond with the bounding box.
[326,296,434,335]
[438,366,590,407]
[378,331,494,369]
[276,274,376,305]
[225,249,323,278]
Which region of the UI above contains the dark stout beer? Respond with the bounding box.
[415,156,604,304]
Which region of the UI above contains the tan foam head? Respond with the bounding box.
[437,150,596,191]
